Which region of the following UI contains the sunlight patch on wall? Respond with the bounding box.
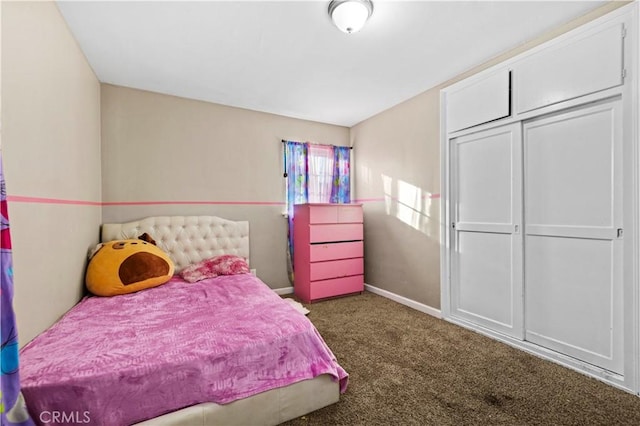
[382,174,393,214]
[381,173,435,237]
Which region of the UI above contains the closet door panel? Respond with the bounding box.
[524,99,623,374]
[457,129,513,225]
[526,106,615,227]
[457,232,513,326]
[514,24,623,114]
[447,69,510,132]
[526,236,619,372]
[450,123,523,338]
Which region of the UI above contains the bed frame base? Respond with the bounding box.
[134,375,339,426]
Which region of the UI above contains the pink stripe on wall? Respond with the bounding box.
[354,193,440,204]
[7,195,285,207]
[101,200,286,206]
[7,195,102,206]
[353,197,386,203]
[7,195,439,207]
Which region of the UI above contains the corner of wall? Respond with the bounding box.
[2,1,103,345]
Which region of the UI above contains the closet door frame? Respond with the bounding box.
[440,2,639,395]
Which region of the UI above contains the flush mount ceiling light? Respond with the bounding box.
[328,0,374,34]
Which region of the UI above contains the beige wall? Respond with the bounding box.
[1,1,102,344]
[101,84,349,289]
[352,93,441,307]
[352,1,628,310]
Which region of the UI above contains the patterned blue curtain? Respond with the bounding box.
[330,146,351,203]
[284,141,308,279]
[1,152,34,425]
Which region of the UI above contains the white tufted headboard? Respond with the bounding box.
[101,216,249,272]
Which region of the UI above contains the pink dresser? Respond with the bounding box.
[293,203,364,303]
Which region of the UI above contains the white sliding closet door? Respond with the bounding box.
[450,123,523,338]
[524,99,623,374]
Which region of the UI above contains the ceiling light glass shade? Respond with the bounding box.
[328,0,373,34]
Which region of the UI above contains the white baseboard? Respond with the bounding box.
[364,283,442,319]
[273,286,294,295]
[274,284,442,320]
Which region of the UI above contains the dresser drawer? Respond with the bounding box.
[310,258,363,281]
[338,205,363,223]
[310,275,364,300]
[308,205,338,224]
[310,224,363,243]
[310,241,363,262]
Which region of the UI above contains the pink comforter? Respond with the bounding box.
[20,274,348,425]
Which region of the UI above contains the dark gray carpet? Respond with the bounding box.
[283,291,640,426]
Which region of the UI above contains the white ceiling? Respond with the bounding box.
[56,0,606,127]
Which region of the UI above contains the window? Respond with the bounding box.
[306,144,334,203]
[283,141,351,215]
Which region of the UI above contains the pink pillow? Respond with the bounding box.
[180,254,250,283]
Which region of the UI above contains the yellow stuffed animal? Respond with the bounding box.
[86,235,174,296]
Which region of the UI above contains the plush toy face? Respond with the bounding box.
[86,239,175,296]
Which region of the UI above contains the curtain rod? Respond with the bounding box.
[281,139,353,149]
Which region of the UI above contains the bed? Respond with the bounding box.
[20,216,347,425]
